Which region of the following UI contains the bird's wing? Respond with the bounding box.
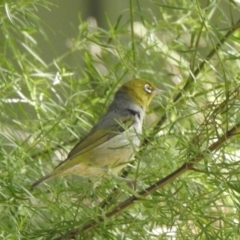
[63,115,135,162]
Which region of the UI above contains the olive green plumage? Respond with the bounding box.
[32,79,162,188]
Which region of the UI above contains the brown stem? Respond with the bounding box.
[143,18,240,146]
[53,18,240,240]
[54,122,240,240]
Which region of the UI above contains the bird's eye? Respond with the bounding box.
[144,84,152,94]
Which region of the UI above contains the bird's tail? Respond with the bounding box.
[31,169,64,189]
[31,173,54,189]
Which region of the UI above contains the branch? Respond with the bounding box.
[52,18,240,240]
[54,122,240,240]
[143,18,240,146]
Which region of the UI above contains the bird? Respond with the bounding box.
[31,79,162,188]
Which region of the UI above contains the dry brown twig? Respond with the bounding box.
[54,121,240,240]
[53,19,240,240]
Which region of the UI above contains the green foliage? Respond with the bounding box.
[1,0,240,239]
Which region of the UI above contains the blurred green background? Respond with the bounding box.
[1,0,240,239]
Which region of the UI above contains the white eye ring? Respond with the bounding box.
[144,84,152,94]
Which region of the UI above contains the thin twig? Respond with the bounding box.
[53,18,240,240]
[129,0,136,67]
[143,18,240,146]
[54,122,240,240]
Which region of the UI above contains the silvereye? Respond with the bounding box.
[32,79,162,188]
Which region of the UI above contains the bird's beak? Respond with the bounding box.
[153,88,165,95]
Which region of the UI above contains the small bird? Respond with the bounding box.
[31,79,162,188]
